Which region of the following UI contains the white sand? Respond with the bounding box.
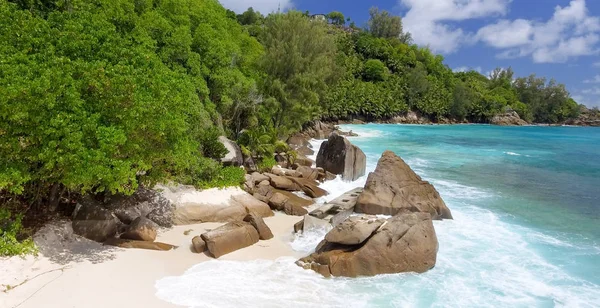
[0,212,304,308]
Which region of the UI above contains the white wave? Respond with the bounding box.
[504,151,522,156]
[155,257,369,308]
[290,227,331,253]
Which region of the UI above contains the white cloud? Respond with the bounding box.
[454,66,482,73]
[476,0,600,63]
[584,75,600,83]
[594,62,600,67]
[399,0,511,54]
[582,87,600,95]
[218,0,292,14]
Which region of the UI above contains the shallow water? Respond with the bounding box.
[156,124,600,308]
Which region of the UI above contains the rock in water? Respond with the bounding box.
[355,151,452,220]
[316,133,366,181]
[218,136,243,166]
[120,217,158,242]
[297,213,438,277]
[201,221,260,258]
[243,213,274,240]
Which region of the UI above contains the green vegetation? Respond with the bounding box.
[0,1,584,253]
[1,208,37,256]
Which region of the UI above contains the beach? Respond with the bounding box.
[1,212,304,308]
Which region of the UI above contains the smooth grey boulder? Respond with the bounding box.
[218,136,243,166]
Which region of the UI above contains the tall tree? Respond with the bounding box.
[260,11,339,135]
[366,7,411,43]
[326,11,345,25]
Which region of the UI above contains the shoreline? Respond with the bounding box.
[0,213,305,308]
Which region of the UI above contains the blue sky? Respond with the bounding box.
[220,0,600,108]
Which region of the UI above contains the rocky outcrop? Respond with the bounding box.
[99,187,174,227]
[231,194,273,218]
[288,177,328,198]
[490,110,528,126]
[120,217,158,242]
[564,107,600,126]
[243,213,274,240]
[201,221,260,258]
[72,201,119,242]
[324,216,385,245]
[218,136,244,166]
[389,111,431,124]
[157,184,273,225]
[316,133,366,181]
[297,212,438,277]
[355,151,452,219]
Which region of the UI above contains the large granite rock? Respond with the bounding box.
[287,177,328,198]
[97,187,174,227]
[72,200,119,242]
[157,184,272,225]
[243,213,274,240]
[490,109,528,126]
[231,194,273,218]
[218,136,244,166]
[264,173,299,191]
[201,221,260,258]
[324,216,385,245]
[297,213,438,277]
[355,151,452,220]
[192,236,207,253]
[316,133,366,181]
[120,217,158,242]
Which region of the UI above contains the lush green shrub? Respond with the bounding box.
[363,59,388,82]
[274,140,289,153]
[0,208,37,257]
[199,128,227,161]
[198,166,246,189]
[257,157,277,172]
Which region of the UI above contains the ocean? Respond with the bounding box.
[155,124,600,308]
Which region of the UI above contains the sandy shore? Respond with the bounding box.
[0,212,304,308]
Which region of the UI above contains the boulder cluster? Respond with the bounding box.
[296,150,452,277]
[67,121,453,278]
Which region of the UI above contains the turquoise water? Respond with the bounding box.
[156,124,600,308]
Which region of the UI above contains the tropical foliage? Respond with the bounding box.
[0,1,583,253]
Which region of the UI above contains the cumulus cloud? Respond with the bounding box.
[582,87,600,95]
[399,0,510,54]
[476,0,600,63]
[584,75,600,84]
[218,0,292,14]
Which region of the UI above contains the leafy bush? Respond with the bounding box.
[0,208,37,257]
[274,140,289,153]
[363,59,388,82]
[257,157,277,172]
[198,166,246,189]
[199,128,227,161]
